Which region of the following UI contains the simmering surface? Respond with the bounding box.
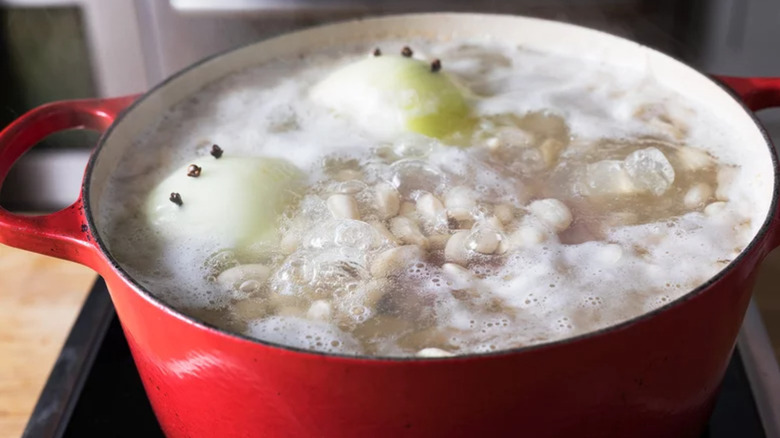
[98,39,764,357]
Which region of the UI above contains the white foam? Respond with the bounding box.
[97,38,768,356]
[247,316,362,355]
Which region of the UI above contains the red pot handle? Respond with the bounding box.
[0,96,137,271]
[715,76,780,252]
[715,76,780,112]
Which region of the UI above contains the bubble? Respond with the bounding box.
[583,295,604,307]
[333,180,368,195]
[393,134,436,159]
[556,317,573,330]
[309,256,369,294]
[271,252,315,295]
[203,250,239,277]
[390,159,446,197]
[623,147,675,196]
[333,220,381,251]
[247,316,361,354]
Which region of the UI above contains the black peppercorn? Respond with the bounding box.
[210,144,223,159]
[170,192,183,206]
[187,164,202,177]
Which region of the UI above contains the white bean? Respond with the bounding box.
[428,234,451,250]
[279,232,300,255]
[307,300,332,321]
[704,201,727,216]
[374,182,401,219]
[327,194,360,220]
[370,245,424,277]
[369,220,400,245]
[683,183,713,209]
[676,146,713,172]
[444,231,470,266]
[493,203,515,225]
[496,239,510,255]
[217,264,271,290]
[335,169,363,182]
[399,201,417,217]
[466,226,500,254]
[389,216,429,248]
[362,279,389,309]
[492,127,534,149]
[442,263,474,289]
[538,138,564,167]
[416,192,446,222]
[506,221,548,249]
[335,180,367,195]
[528,199,572,232]
[444,186,477,221]
[239,280,262,294]
[485,216,505,232]
[416,348,454,358]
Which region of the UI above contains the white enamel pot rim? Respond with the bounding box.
[83,12,780,360]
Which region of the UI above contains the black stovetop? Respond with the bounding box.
[22,279,769,438]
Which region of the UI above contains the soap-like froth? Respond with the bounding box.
[97,39,767,356]
[248,316,362,354]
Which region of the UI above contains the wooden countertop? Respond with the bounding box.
[0,242,778,438]
[0,245,95,438]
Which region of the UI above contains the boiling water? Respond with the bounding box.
[98,39,765,357]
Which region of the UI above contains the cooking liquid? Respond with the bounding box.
[98,40,762,357]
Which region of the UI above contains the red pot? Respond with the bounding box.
[1,14,779,438]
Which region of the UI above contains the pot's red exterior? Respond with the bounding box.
[1,75,780,437]
[102,246,765,438]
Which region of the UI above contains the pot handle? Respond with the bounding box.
[715,76,780,250]
[0,96,137,271]
[714,76,780,111]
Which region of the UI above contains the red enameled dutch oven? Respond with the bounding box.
[1,14,780,438]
